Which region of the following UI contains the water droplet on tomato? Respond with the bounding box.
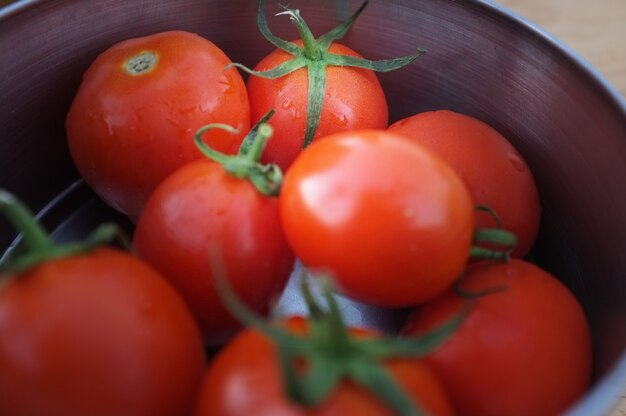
[103,115,114,136]
[507,153,527,172]
[281,99,292,109]
[166,117,180,127]
[218,76,235,94]
[330,113,348,127]
[290,107,301,120]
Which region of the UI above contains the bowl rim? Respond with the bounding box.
[2,0,626,414]
[472,2,626,414]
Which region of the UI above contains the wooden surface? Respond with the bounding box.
[495,1,626,414]
[496,0,626,99]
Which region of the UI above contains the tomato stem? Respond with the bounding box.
[0,190,54,253]
[233,0,425,150]
[470,205,518,262]
[276,7,322,60]
[0,190,126,274]
[194,111,283,196]
[210,246,465,415]
[454,277,508,300]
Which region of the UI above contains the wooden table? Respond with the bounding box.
[497,0,626,100]
[496,2,626,414]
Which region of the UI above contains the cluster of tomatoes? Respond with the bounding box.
[0,2,593,415]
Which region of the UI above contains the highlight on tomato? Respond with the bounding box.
[194,266,460,416]
[232,0,425,172]
[403,259,592,416]
[133,112,294,345]
[66,30,250,219]
[279,129,476,307]
[0,190,206,416]
[388,109,541,258]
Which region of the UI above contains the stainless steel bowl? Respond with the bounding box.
[1,0,625,414]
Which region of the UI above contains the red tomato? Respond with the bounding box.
[0,248,205,416]
[194,316,453,416]
[388,110,541,258]
[248,40,388,172]
[66,30,250,219]
[403,259,592,416]
[280,130,475,307]
[133,159,294,345]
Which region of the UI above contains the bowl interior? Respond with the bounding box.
[1,0,626,414]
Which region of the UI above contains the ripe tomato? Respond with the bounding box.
[248,40,388,172]
[388,110,541,258]
[133,158,294,345]
[66,30,250,219]
[194,316,453,416]
[0,248,205,416]
[403,259,592,416]
[280,130,475,307]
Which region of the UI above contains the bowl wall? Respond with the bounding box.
[1,0,626,414]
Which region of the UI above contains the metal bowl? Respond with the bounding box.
[1,0,625,414]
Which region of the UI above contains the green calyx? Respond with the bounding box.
[229,0,426,149]
[194,110,282,196]
[469,205,518,262]
[210,247,467,415]
[0,190,126,275]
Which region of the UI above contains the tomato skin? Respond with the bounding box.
[0,248,205,416]
[403,259,592,416]
[388,110,541,258]
[66,30,250,219]
[248,40,389,172]
[194,316,453,416]
[280,130,474,307]
[133,159,294,345]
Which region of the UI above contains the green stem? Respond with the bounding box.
[194,123,241,165]
[245,124,274,162]
[238,109,276,156]
[278,7,322,60]
[0,190,54,252]
[303,60,327,148]
[0,190,126,274]
[470,246,510,262]
[471,226,517,262]
[193,117,283,196]
[348,362,424,416]
[475,204,502,228]
[210,258,462,415]
[257,0,302,55]
[454,281,507,300]
[317,0,369,50]
[231,0,426,155]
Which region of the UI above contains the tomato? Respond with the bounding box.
[248,40,388,172]
[388,110,541,258]
[403,259,592,416]
[0,248,205,416]
[66,30,250,219]
[194,316,453,416]
[133,158,294,345]
[280,129,475,307]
